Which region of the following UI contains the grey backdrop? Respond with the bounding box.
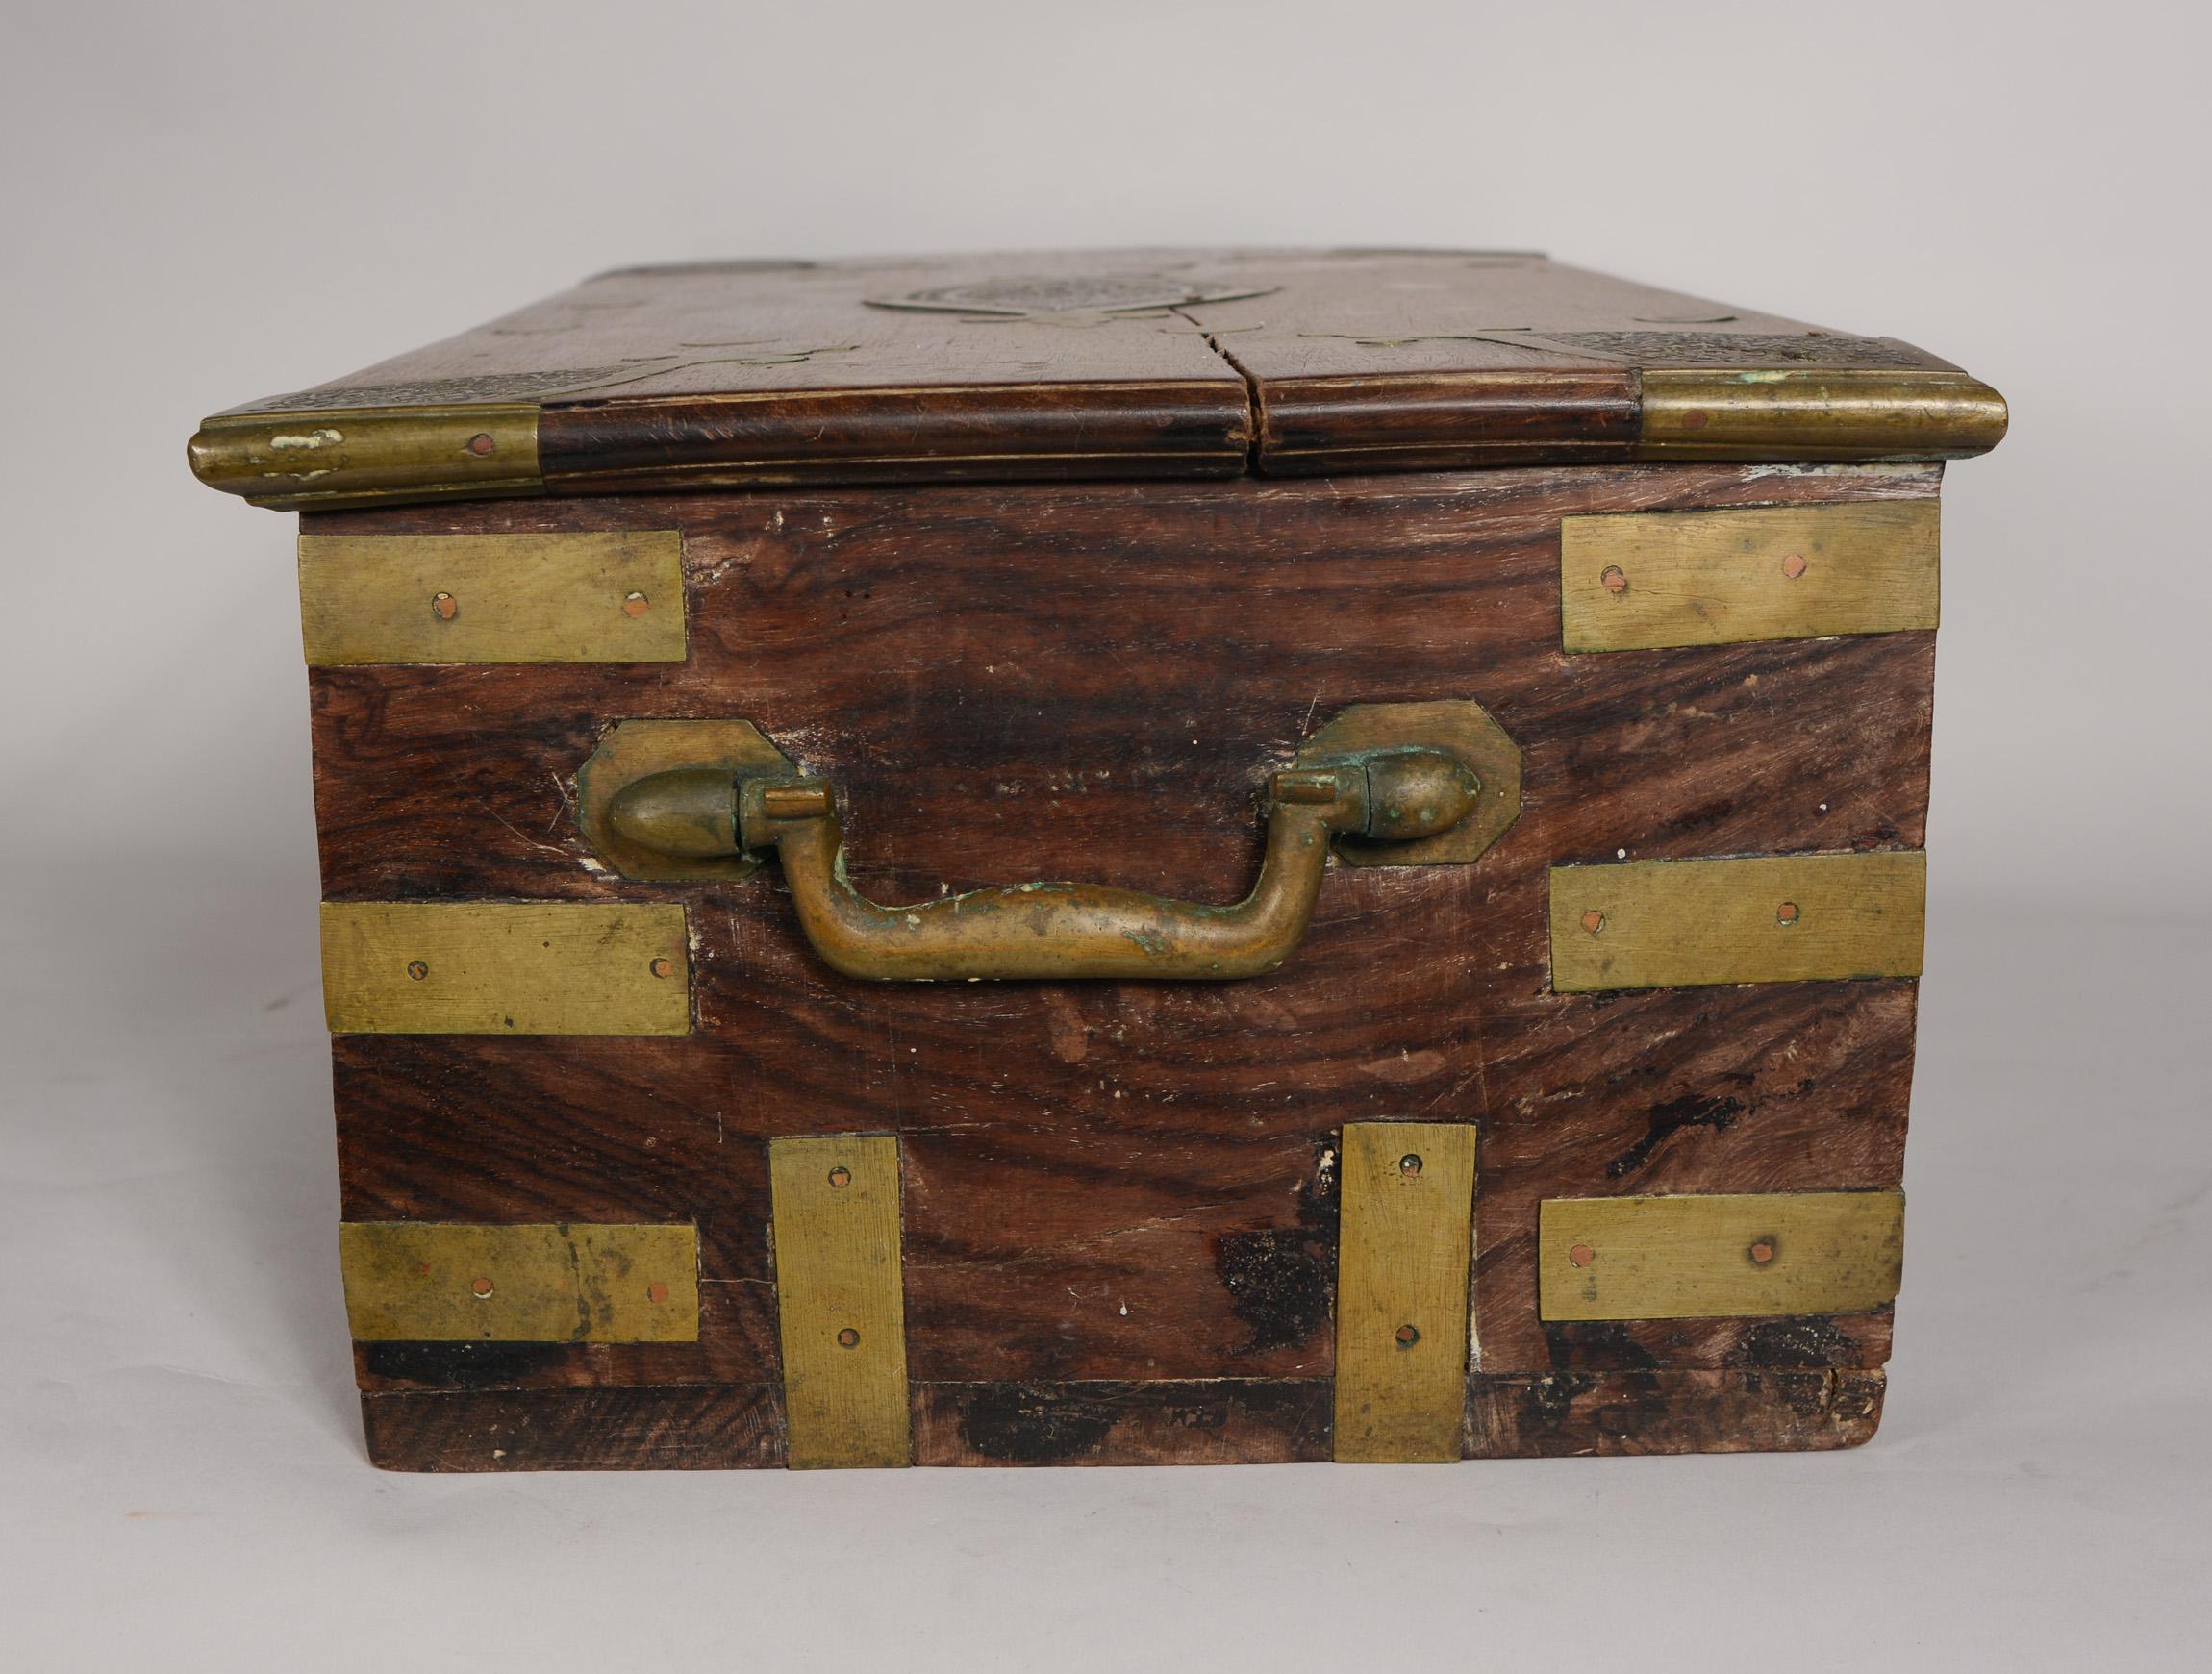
[5,2,2205,1666]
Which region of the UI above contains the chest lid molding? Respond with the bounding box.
[189,250,2005,510]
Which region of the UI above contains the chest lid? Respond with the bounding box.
[188,249,2005,510]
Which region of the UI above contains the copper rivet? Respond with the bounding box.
[649,957,674,979]
[1395,1324,1420,1347]
[1580,910,1605,935]
[465,433,496,457]
[1781,552,1809,580]
[406,960,429,981]
[1681,410,1710,429]
[1600,564,1629,596]
[470,1277,493,1298]
[1569,1242,1596,1267]
[1749,1239,1776,1265]
[646,1281,669,1304]
[1398,1153,1423,1177]
[621,590,650,617]
[431,591,458,621]
[1776,901,1800,926]
[828,1165,852,1188]
[837,1327,860,1349]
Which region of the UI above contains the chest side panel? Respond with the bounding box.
[305,464,1936,1453]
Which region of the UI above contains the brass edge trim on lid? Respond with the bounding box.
[1637,370,2008,460]
[187,403,541,510]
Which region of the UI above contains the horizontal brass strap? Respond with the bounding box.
[1560,500,1939,653]
[297,530,686,664]
[320,902,691,1035]
[339,1222,700,1342]
[1540,1192,1904,1321]
[1549,852,1925,992]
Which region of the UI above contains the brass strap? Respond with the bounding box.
[769,1135,912,1469]
[1333,1123,1479,1463]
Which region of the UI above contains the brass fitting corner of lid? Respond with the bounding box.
[186,403,542,510]
[1637,369,2008,461]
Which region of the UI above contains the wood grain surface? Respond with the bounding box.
[312,462,1937,1457]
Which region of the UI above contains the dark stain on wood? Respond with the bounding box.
[1213,1135,1339,1356]
[1607,1086,1749,1179]
[1736,1315,1861,1370]
[359,1341,572,1388]
[952,1382,1124,1462]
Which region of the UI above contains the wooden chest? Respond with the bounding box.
[189,250,2004,1470]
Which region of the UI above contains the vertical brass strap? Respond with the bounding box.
[768,1134,913,1468]
[1333,1122,1478,1462]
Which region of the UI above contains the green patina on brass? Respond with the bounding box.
[581,701,1521,982]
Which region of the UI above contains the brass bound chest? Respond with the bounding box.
[189,250,2004,1470]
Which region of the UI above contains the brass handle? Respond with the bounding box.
[607,749,1481,983]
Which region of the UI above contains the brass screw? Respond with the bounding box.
[1569,1242,1596,1267]
[836,1327,860,1349]
[1749,1239,1777,1265]
[406,960,429,981]
[470,1276,494,1298]
[465,433,496,457]
[622,591,650,617]
[431,591,458,621]
[1395,1324,1420,1347]
[646,1281,669,1304]
[1600,565,1629,596]
[1580,910,1605,935]
[1776,901,1800,926]
[1781,552,1809,580]
[828,1165,852,1188]
[649,957,675,979]
[1398,1153,1423,1177]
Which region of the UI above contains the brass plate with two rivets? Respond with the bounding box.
[1548,851,1925,992]
[1559,500,1940,654]
[768,1134,913,1469]
[296,530,685,663]
[1333,1121,1478,1462]
[319,901,691,1035]
[1540,1192,1904,1320]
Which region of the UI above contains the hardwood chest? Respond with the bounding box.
[189,250,2005,1470]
